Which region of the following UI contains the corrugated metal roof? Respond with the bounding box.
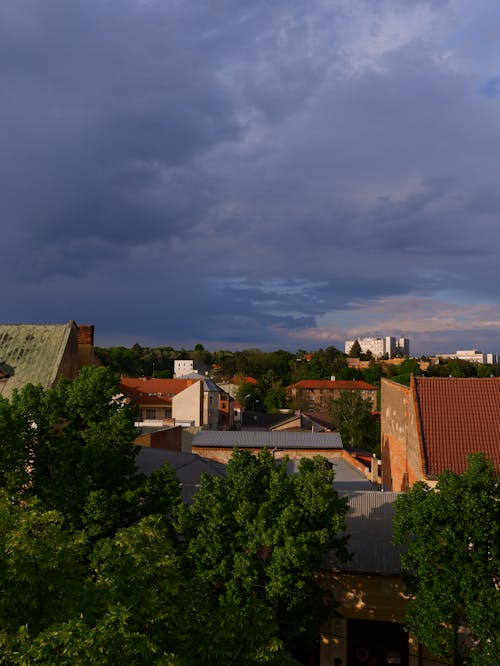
[192,430,343,449]
[328,491,404,575]
[0,322,74,399]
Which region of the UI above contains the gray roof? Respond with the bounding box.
[328,491,405,575]
[283,456,376,491]
[0,322,75,399]
[136,447,226,503]
[192,430,343,450]
[176,373,222,392]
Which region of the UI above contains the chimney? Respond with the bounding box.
[330,375,336,381]
[78,324,94,346]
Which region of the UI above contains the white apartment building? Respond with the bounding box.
[344,336,410,359]
[437,350,499,364]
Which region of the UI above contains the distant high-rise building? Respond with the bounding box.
[344,335,410,359]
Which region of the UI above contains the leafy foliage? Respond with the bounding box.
[328,391,378,449]
[0,367,180,534]
[393,454,500,665]
[0,369,350,664]
[176,449,350,655]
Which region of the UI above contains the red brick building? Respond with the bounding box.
[381,376,500,491]
[286,379,377,412]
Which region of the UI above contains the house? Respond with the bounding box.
[120,374,233,430]
[217,375,258,400]
[321,490,434,666]
[286,379,377,412]
[119,376,203,426]
[0,321,101,399]
[381,376,500,491]
[192,430,344,464]
[174,372,234,430]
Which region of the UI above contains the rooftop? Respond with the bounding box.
[0,321,76,399]
[413,376,500,476]
[288,379,376,390]
[328,491,404,575]
[192,430,343,450]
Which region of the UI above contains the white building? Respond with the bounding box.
[344,336,410,359]
[437,350,499,364]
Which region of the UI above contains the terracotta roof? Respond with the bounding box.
[413,377,500,476]
[230,376,258,385]
[119,376,198,404]
[288,380,376,390]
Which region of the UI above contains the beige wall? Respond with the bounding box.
[172,380,203,426]
[320,573,447,666]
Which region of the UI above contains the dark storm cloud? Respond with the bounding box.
[2,0,500,353]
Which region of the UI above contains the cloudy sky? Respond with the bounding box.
[2,0,500,355]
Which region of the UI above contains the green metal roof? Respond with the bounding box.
[0,322,75,399]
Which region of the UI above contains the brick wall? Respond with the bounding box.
[381,378,425,490]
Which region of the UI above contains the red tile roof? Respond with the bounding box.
[119,376,199,405]
[288,380,376,390]
[413,377,500,476]
[230,376,258,385]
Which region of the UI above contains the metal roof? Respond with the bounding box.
[328,491,405,575]
[136,447,227,503]
[0,322,75,399]
[192,430,343,450]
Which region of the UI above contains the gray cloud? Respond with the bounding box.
[2,0,500,354]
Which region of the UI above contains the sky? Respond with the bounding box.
[2,0,500,356]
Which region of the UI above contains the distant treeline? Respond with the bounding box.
[95,344,500,389]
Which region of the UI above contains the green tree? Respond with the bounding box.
[348,340,362,358]
[0,492,89,635]
[393,454,500,665]
[175,449,350,659]
[0,367,180,534]
[235,381,263,411]
[328,391,378,449]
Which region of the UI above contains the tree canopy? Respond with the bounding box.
[328,391,378,450]
[393,453,500,665]
[0,368,350,663]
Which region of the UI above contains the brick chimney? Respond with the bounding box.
[78,324,94,346]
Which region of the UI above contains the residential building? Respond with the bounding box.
[381,376,500,491]
[434,349,499,364]
[175,372,233,430]
[119,376,203,426]
[192,430,344,464]
[0,320,101,399]
[345,335,410,359]
[173,359,210,378]
[217,375,258,400]
[320,490,442,666]
[286,379,377,412]
[120,374,233,430]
